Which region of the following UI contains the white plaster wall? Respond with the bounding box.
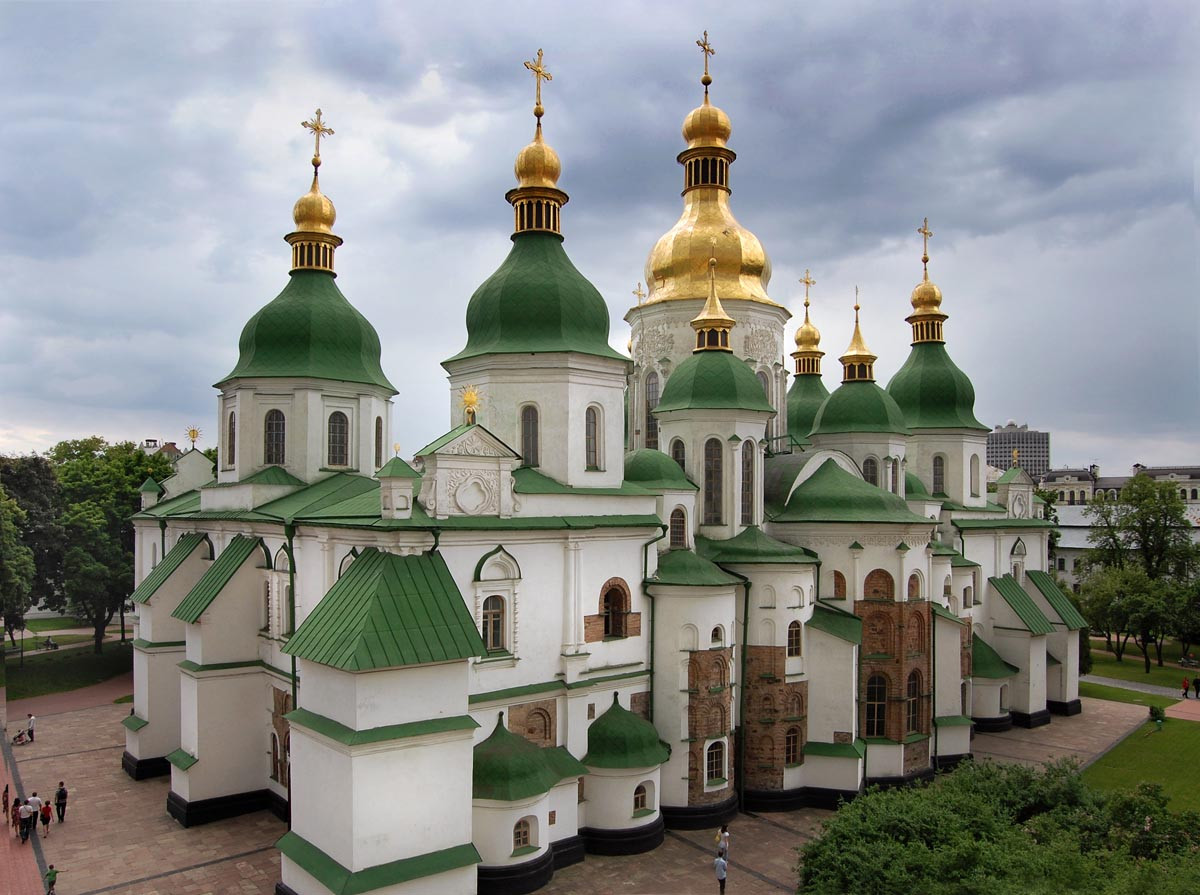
[933,615,966,719]
[301,661,470,732]
[905,431,987,507]
[971,679,1004,718]
[805,628,857,744]
[130,646,184,759]
[181,669,267,801]
[864,742,903,779]
[290,726,354,868]
[581,765,660,830]
[547,779,581,843]
[472,794,550,866]
[802,754,862,792]
[136,548,210,643]
[935,725,971,758]
[184,559,266,667]
[280,854,476,895]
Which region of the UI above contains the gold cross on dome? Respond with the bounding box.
[632,282,647,305]
[524,49,553,117]
[301,109,334,163]
[918,216,933,268]
[799,269,816,301]
[696,31,715,77]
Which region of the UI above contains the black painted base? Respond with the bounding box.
[550,835,586,869]
[1048,698,1082,716]
[266,789,290,822]
[274,883,298,895]
[661,794,738,830]
[167,788,271,827]
[935,753,972,771]
[122,751,170,780]
[582,816,664,856]
[744,785,860,811]
[972,713,1013,733]
[865,766,936,790]
[1011,708,1052,729]
[477,846,555,895]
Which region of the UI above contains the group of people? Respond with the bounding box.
[1182,677,1199,699]
[3,781,68,843]
[713,823,730,893]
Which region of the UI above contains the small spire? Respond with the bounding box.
[288,108,342,273]
[792,269,823,374]
[524,49,553,132]
[301,109,334,171]
[509,50,567,234]
[839,287,877,382]
[917,217,933,281]
[908,216,946,344]
[690,238,735,352]
[696,30,716,96]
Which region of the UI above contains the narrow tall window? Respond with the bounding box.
[757,371,772,438]
[787,621,802,657]
[633,784,647,811]
[932,455,945,494]
[741,441,754,524]
[328,411,349,466]
[669,508,687,548]
[482,595,504,652]
[227,411,236,468]
[907,671,921,733]
[704,438,723,524]
[785,727,800,764]
[863,457,878,486]
[670,439,686,470]
[585,406,599,469]
[521,406,539,466]
[645,373,661,449]
[706,741,725,782]
[866,674,887,738]
[265,410,286,465]
[603,587,628,638]
[970,454,981,497]
[891,458,900,493]
[374,416,383,469]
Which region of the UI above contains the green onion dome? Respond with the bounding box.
[472,714,561,801]
[624,449,697,490]
[810,381,909,437]
[886,343,987,430]
[786,374,830,445]
[582,694,671,769]
[445,231,625,364]
[218,269,395,392]
[655,351,775,415]
[772,459,932,524]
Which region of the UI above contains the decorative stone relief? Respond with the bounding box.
[444,431,507,457]
[448,469,499,515]
[639,323,675,363]
[743,324,780,365]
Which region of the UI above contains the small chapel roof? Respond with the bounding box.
[582,694,670,769]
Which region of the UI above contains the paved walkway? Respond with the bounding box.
[971,696,1147,769]
[1082,673,1182,698]
[7,673,133,719]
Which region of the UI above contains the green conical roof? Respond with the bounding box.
[473,714,563,801]
[139,476,164,494]
[697,526,818,565]
[445,231,624,363]
[624,449,697,491]
[376,456,420,479]
[810,380,909,437]
[773,459,933,524]
[886,343,987,430]
[219,270,395,392]
[786,374,829,445]
[655,351,775,415]
[582,694,670,769]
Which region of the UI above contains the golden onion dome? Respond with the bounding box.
[910,276,943,316]
[514,124,562,189]
[794,300,821,351]
[292,169,336,234]
[682,94,732,149]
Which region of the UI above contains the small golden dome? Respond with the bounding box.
[682,94,732,149]
[794,300,821,351]
[514,125,562,189]
[840,297,876,366]
[910,276,943,315]
[292,172,336,234]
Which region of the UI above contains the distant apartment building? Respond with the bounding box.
[987,421,1050,479]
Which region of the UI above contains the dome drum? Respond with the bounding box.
[506,185,569,235]
[678,145,736,195]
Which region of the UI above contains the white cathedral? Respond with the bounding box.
[125,48,1086,895]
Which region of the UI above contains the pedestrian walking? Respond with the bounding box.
[39,801,52,837]
[54,782,68,823]
[44,864,63,894]
[27,791,42,818]
[26,713,35,742]
[1184,677,1191,699]
[18,800,34,843]
[714,849,728,894]
[12,798,21,836]
[2,783,8,823]
[714,823,730,856]
[1194,676,1199,699]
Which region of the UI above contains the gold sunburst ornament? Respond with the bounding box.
[185,426,202,448]
[460,386,481,424]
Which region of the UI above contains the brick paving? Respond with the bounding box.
[971,696,1147,768]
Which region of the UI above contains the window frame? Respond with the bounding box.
[481,594,505,653]
[644,372,661,450]
[703,438,723,524]
[520,405,540,467]
[865,674,887,738]
[906,670,922,734]
[784,726,800,765]
[584,405,601,470]
[740,440,755,524]
[705,740,726,783]
[669,507,687,549]
[786,621,802,657]
[264,409,287,466]
[226,410,236,469]
[327,410,350,467]
[670,438,686,470]
[862,456,878,486]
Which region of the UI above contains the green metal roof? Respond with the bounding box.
[276,832,480,895]
[807,601,863,645]
[988,575,1055,635]
[376,456,421,479]
[648,549,741,587]
[219,269,396,392]
[623,449,698,491]
[773,459,935,525]
[283,548,484,671]
[131,533,207,605]
[654,350,775,415]
[255,473,379,521]
[930,602,965,626]
[1027,570,1088,630]
[953,518,1055,530]
[205,465,306,489]
[445,231,625,364]
[810,380,909,437]
[472,715,583,801]
[804,739,865,759]
[512,466,652,496]
[885,342,987,430]
[996,466,1028,484]
[172,535,265,623]
[133,489,201,519]
[785,374,829,446]
[905,472,929,497]
[696,526,817,565]
[139,476,164,494]
[582,694,670,769]
[972,633,1019,679]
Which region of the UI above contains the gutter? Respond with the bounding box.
[639,525,668,722]
[724,568,753,813]
[284,524,298,711]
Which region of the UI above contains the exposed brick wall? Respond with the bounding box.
[508,698,558,748]
[583,611,642,642]
[961,618,972,680]
[903,737,930,775]
[686,647,735,805]
[741,645,808,791]
[630,691,650,720]
[864,569,895,600]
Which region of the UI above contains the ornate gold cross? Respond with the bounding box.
[632,282,647,305]
[800,269,816,301]
[918,216,933,269]
[696,31,715,78]
[854,285,861,314]
[524,49,553,117]
[302,109,334,163]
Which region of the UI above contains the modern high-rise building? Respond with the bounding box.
[987,422,1050,479]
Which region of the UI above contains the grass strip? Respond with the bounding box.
[1082,717,1200,813]
[1078,680,1179,710]
[1087,650,1191,690]
[4,641,133,700]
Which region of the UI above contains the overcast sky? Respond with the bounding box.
[2,1,1196,475]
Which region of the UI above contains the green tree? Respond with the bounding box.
[0,483,36,646]
[1036,487,1061,560]
[1085,475,1195,579]
[1169,580,1200,662]
[0,454,66,616]
[1080,565,1149,661]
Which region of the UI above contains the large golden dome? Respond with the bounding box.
[293,170,336,234]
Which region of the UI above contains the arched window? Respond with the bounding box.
[970,454,981,497]
[862,457,878,486]
[512,817,533,851]
[585,406,600,469]
[757,371,772,437]
[741,441,755,524]
[932,455,945,494]
[520,406,539,467]
[864,569,895,600]
[907,573,921,601]
[1192,489,1198,501]
[832,570,847,599]
[374,416,383,469]
[327,411,349,467]
[645,372,661,449]
[270,733,280,781]
[866,674,887,738]
[787,621,802,657]
[907,671,922,733]
[226,411,236,468]
[710,626,724,646]
[338,549,357,578]
[633,784,647,812]
[482,595,505,652]
[703,438,723,524]
[785,727,800,765]
[284,584,294,635]
[265,410,286,465]
[151,542,158,569]
[670,438,686,470]
[1182,489,1188,501]
[891,458,900,494]
[706,741,725,782]
[669,508,687,548]
[525,708,551,746]
[603,586,629,638]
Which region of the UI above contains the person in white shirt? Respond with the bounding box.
[27,713,35,742]
[18,800,35,842]
[713,849,728,894]
[27,792,43,814]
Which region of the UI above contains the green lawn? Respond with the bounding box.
[1083,718,1200,813]
[1087,649,1190,690]
[11,633,97,650]
[1078,680,1179,710]
[3,641,133,700]
[113,694,133,704]
[22,616,88,632]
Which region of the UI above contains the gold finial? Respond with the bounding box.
[839,286,877,382]
[185,426,202,448]
[696,30,715,91]
[690,237,735,351]
[392,442,401,457]
[792,269,822,366]
[633,282,647,305]
[917,216,933,280]
[524,49,553,123]
[460,385,481,424]
[1012,447,1020,467]
[301,109,334,169]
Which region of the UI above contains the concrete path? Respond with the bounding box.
[1,740,49,895]
[970,696,1147,769]
[1082,673,1183,698]
[7,674,133,720]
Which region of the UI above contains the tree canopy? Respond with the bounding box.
[0,483,36,645]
